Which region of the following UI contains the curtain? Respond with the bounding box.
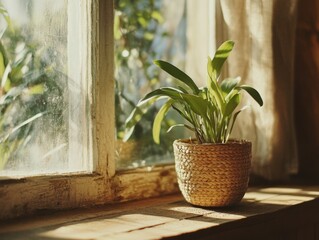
[295,0,319,179]
[215,0,298,180]
[186,0,215,87]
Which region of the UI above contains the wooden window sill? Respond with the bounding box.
[1,185,319,240]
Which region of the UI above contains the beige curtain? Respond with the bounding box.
[215,0,298,180]
[186,0,215,87]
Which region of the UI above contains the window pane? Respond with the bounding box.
[114,0,187,169]
[0,0,92,177]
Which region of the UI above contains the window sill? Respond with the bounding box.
[1,185,319,240]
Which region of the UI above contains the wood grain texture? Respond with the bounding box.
[0,173,113,220]
[113,165,179,201]
[1,185,319,240]
[0,166,180,220]
[91,0,115,177]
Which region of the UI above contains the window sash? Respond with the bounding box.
[0,0,179,220]
[0,0,92,176]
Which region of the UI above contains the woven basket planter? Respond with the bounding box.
[173,139,252,207]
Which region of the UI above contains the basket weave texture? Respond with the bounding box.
[173,139,251,207]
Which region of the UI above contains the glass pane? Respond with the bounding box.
[114,0,187,169]
[0,0,92,177]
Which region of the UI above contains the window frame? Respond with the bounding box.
[0,0,178,220]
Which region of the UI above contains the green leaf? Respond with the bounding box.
[153,99,174,144]
[224,93,240,116]
[154,60,199,94]
[0,41,9,67]
[207,56,213,81]
[0,50,4,77]
[227,106,250,140]
[207,75,225,113]
[198,87,208,99]
[123,96,161,141]
[3,77,10,92]
[181,94,209,117]
[171,104,192,123]
[151,11,164,23]
[0,4,14,33]
[28,84,45,95]
[237,85,263,106]
[138,87,184,105]
[144,32,154,40]
[220,77,241,94]
[138,16,147,28]
[124,87,187,142]
[1,62,11,90]
[167,123,195,133]
[176,85,189,94]
[209,40,235,81]
[206,56,226,113]
[113,12,121,40]
[1,112,46,142]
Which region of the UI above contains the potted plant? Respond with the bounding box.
[124,40,263,207]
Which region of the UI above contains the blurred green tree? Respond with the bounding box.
[0,3,66,170]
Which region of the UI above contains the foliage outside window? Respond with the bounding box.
[114,0,187,169]
[0,0,90,176]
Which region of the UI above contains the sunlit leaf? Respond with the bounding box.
[123,96,161,142]
[220,77,241,94]
[1,62,11,90]
[237,85,263,106]
[0,3,14,33]
[28,83,45,95]
[153,99,174,144]
[154,60,199,94]
[207,76,224,113]
[167,123,194,133]
[181,94,209,117]
[151,11,164,23]
[3,77,10,92]
[138,87,184,105]
[144,32,154,40]
[207,56,213,82]
[171,103,192,124]
[0,50,5,77]
[224,93,240,116]
[138,16,147,28]
[209,40,234,81]
[227,106,250,140]
[113,12,122,40]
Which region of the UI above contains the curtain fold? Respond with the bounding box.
[216,0,298,180]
